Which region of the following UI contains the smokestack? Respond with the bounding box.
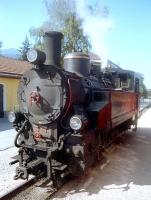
[44,31,63,66]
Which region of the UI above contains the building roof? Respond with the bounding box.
[0,53,101,79]
[0,56,33,78]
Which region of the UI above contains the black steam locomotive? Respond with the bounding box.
[9,31,139,188]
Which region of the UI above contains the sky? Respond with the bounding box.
[0,0,47,48]
[105,0,151,88]
[0,0,151,88]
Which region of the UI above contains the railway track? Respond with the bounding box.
[0,146,115,200]
[0,178,35,200]
[1,106,150,200]
[0,177,60,200]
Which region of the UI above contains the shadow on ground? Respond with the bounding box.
[52,127,151,199]
[0,117,12,131]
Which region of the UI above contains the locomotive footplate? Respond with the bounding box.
[14,158,44,180]
[14,166,29,180]
[12,145,69,183]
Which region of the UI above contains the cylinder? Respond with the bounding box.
[44,31,63,66]
[64,52,90,77]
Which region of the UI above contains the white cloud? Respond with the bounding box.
[75,0,114,63]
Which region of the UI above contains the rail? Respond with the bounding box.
[0,178,35,200]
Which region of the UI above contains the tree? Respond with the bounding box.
[0,41,2,48]
[44,0,76,31]
[29,27,44,50]
[62,14,91,57]
[0,41,3,55]
[19,36,31,61]
[29,0,91,56]
[139,76,148,98]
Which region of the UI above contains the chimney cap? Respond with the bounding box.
[44,31,63,38]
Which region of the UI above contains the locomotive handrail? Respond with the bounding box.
[14,120,28,148]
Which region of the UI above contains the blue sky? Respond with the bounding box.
[0,0,47,48]
[106,0,151,88]
[0,0,151,88]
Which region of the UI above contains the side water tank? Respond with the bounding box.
[64,52,90,77]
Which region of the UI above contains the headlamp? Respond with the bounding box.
[70,115,82,131]
[8,111,16,123]
[27,49,46,65]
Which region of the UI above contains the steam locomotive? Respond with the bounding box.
[9,31,140,188]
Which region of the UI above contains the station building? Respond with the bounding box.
[0,56,32,117]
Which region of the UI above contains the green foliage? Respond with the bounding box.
[19,36,31,61]
[29,0,91,57]
[44,0,76,31]
[62,14,91,57]
[0,41,3,54]
[0,41,2,49]
[147,89,151,98]
[29,27,44,50]
[139,77,148,98]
